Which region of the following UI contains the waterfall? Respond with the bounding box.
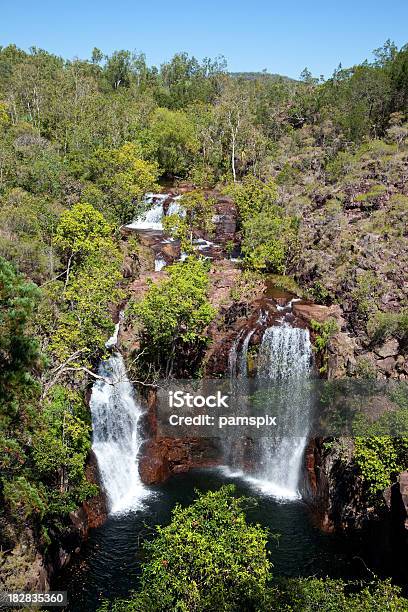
[154,255,167,271]
[225,322,312,501]
[255,324,312,499]
[90,328,149,514]
[238,329,255,377]
[126,193,184,231]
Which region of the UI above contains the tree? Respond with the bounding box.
[91,48,103,65]
[46,203,124,367]
[215,80,262,181]
[143,108,199,177]
[102,486,271,611]
[242,210,299,274]
[0,257,41,412]
[130,257,215,376]
[225,174,278,224]
[104,50,133,89]
[90,143,160,224]
[54,201,113,287]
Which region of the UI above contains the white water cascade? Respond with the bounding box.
[254,324,312,499]
[90,329,149,514]
[126,193,183,231]
[225,322,312,501]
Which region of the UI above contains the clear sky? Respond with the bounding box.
[1,0,407,79]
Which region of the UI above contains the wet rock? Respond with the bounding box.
[139,437,219,485]
[139,440,170,484]
[82,450,108,530]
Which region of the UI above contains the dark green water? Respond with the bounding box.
[55,468,384,612]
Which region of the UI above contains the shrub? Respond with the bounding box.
[100,486,271,612]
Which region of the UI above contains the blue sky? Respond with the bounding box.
[1,1,407,79]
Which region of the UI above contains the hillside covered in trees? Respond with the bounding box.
[1,39,408,608]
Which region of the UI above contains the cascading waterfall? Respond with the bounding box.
[225,322,312,500]
[90,327,149,514]
[238,329,255,377]
[126,193,184,231]
[254,324,312,499]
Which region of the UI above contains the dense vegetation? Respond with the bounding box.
[0,38,407,600]
[100,487,408,611]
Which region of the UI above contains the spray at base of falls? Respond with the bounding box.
[90,328,149,514]
[226,323,312,501]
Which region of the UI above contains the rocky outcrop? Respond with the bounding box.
[81,450,108,531]
[138,388,221,485]
[139,437,220,485]
[302,437,372,532]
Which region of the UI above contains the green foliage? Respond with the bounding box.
[90,143,160,224]
[3,477,47,521]
[101,485,271,612]
[129,257,215,375]
[0,188,61,281]
[48,202,124,365]
[32,386,97,516]
[270,577,408,611]
[351,272,381,317]
[241,210,299,274]
[367,310,408,346]
[354,436,408,497]
[353,402,408,497]
[310,318,339,373]
[226,174,278,223]
[0,257,41,412]
[143,108,199,176]
[311,318,339,351]
[55,201,112,258]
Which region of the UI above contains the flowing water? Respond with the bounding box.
[90,334,149,514]
[55,317,400,610]
[126,193,183,231]
[224,322,313,500]
[254,324,313,499]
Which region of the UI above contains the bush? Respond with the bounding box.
[100,485,271,612]
[130,257,215,375]
[367,310,408,346]
[241,211,299,274]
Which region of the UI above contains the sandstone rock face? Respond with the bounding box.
[139,437,220,485]
[375,338,399,359]
[301,437,371,532]
[292,303,344,327]
[327,332,357,379]
[81,450,108,531]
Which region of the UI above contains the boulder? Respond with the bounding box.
[375,338,399,359]
[139,441,170,484]
[292,303,345,328]
[377,356,397,375]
